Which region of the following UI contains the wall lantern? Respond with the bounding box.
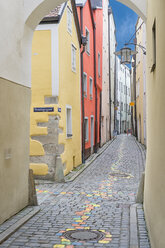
[115,47,137,64]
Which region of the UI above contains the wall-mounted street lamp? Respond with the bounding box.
[115,47,137,64]
[115,42,146,65]
[125,42,146,55]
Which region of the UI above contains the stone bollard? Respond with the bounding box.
[54,155,65,182]
[29,169,38,206]
[136,172,145,204]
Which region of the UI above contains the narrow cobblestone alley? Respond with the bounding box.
[0,135,150,248]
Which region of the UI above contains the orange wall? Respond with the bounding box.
[77,0,103,150]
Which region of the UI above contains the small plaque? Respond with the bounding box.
[58,108,61,113]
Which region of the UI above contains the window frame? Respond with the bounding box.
[151,19,156,72]
[66,105,72,139]
[71,43,76,72]
[85,27,90,55]
[83,72,87,98]
[98,52,101,77]
[84,117,89,142]
[67,6,72,35]
[89,77,93,100]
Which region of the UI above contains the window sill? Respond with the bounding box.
[67,134,73,139]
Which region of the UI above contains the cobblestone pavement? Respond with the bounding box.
[0,135,150,248]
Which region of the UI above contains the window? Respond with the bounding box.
[86,28,90,54]
[83,73,87,97]
[67,7,72,34]
[121,102,123,111]
[124,85,126,94]
[66,106,72,138]
[71,44,76,72]
[98,52,101,77]
[124,103,126,112]
[89,77,93,99]
[127,104,129,113]
[151,19,156,72]
[85,117,89,142]
[121,83,123,93]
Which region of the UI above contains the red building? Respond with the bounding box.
[91,0,103,152]
[76,0,103,161]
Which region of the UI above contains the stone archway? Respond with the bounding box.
[117,0,146,21]
[0,0,147,226]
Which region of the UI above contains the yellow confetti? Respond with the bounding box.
[106,234,112,237]
[61,239,70,242]
[75,220,83,223]
[98,240,110,244]
[54,245,65,248]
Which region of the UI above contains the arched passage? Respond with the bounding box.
[0,0,146,227]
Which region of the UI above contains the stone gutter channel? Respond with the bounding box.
[0,135,149,247]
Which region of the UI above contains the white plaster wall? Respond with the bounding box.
[116,57,131,133]
[109,12,116,136]
[101,0,110,145]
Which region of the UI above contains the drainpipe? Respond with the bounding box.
[125,67,127,132]
[93,24,98,153]
[114,54,117,131]
[80,6,85,163]
[99,91,102,147]
[108,9,112,139]
[133,53,138,138]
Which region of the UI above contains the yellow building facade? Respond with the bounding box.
[135,17,147,145]
[30,1,82,180]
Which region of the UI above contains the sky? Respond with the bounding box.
[109,0,138,52]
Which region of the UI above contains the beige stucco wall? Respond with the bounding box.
[0,78,30,224]
[144,0,165,247]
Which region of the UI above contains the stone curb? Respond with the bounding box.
[65,137,116,182]
[130,204,140,248]
[0,206,40,244]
